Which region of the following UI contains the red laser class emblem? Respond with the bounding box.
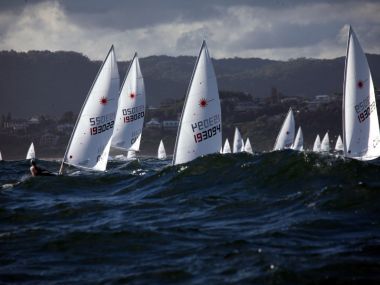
[199,98,208,108]
[100,97,108,105]
[130,93,136,99]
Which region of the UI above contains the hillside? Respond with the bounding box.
[1,50,380,117]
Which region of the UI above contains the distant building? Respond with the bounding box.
[162,120,179,130]
[4,119,28,131]
[39,133,59,145]
[28,116,40,125]
[146,118,161,128]
[57,123,74,134]
[315,94,331,103]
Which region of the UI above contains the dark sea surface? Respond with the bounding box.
[1,151,380,284]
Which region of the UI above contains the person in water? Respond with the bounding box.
[30,160,55,176]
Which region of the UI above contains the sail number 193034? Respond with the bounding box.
[191,114,221,143]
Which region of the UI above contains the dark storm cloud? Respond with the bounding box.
[238,23,341,50]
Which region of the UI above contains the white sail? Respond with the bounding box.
[335,135,344,151]
[244,138,253,154]
[172,41,222,165]
[127,150,136,160]
[112,53,145,153]
[343,26,380,160]
[26,142,35,159]
[313,135,321,152]
[273,108,295,151]
[157,140,167,160]
[291,127,304,151]
[222,138,231,154]
[60,46,120,173]
[233,127,243,153]
[321,132,330,152]
[0,151,2,161]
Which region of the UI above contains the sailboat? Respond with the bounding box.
[321,132,330,152]
[343,26,380,160]
[59,46,120,174]
[233,127,243,153]
[172,41,222,165]
[335,135,344,152]
[0,151,2,161]
[222,138,231,154]
[273,108,295,151]
[26,142,36,159]
[244,138,253,154]
[291,127,303,151]
[313,135,321,152]
[157,140,167,160]
[111,53,145,160]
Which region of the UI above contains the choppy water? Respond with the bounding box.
[1,151,380,284]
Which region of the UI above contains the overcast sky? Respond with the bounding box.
[0,0,379,60]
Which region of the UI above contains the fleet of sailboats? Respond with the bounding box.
[4,26,379,169]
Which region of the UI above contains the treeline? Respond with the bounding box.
[1,50,380,117]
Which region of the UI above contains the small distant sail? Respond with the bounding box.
[292,127,304,151]
[112,53,145,154]
[223,138,231,154]
[158,140,167,160]
[343,26,380,160]
[59,46,120,173]
[321,132,330,152]
[335,135,344,151]
[313,135,321,152]
[0,151,2,161]
[273,108,295,151]
[244,138,253,154]
[172,41,222,165]
[233,127,243,153]
[26,142,36,159]
[127,150,136,160]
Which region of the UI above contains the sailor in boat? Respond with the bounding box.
[30,160,56,176]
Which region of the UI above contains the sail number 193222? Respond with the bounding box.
[191,114,221,143]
